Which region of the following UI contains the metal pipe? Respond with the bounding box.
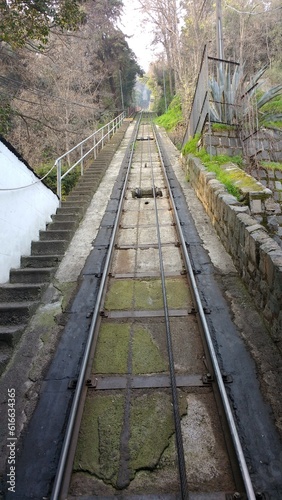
[56,159,62,201]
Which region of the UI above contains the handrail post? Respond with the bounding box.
[108,122,110,141]
[80,144,84,176]
[94,135,97,159]
[102,127,104,148]
[57,159,62,201]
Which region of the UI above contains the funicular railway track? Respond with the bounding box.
[47,112,257,500]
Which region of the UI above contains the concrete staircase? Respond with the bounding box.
[0,121,130,375]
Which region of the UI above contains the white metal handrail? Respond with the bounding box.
[55,111,126,200]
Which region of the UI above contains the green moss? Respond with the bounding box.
[58,281,77,311]
[134,280,163,309]
[154,95,183,131]
[181,136,265,198]
[261,161,282,171]
[33,305,60,329]
[129,392,177,471]
[105,279,190,311]
[211,123,236,132]
[105,280,135,310]
[74,393,124,484]
[93,323,130,374]
[132,325,167,374]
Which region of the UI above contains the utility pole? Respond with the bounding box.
[216,0,224,59]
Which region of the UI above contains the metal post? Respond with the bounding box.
[57,159,62,201]
[216,0,224,60]
[94,135,97,160]
[80,144,84,176]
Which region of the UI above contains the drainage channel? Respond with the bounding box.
[50,113,256,499]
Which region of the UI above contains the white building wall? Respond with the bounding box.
[0,140,59,283]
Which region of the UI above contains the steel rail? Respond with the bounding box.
[51,113,142,500]
[147,118,189,499]
[153,124,256,500]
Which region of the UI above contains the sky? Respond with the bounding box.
[119,0,156,72]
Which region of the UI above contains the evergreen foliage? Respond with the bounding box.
[0,0,83,48]
[154,95,183,131]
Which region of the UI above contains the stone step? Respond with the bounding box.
[47,221,78,232]
[84,165,105,171]
[88,164,107,170]
[0,302,38,326]
[0,283,45,301]
[75,176,102,185]
[65,193,93,206]
[31,240,67,255]
[0,325,25,347]
[60,201,86,210]
[51,214,77,223]
[56,206,83,216]
[39,229,74,241]
[10,268,55,284]
[21,255,62,268]
[66,192,92,201]
[70,186,93,193]
[74,182,99,191]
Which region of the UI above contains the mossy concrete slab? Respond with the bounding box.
[105,277,192,311]
[74,392,124,484]
[92,316,203,377]
[93,322,130,374]
[171,316,205,374]
[73,390,187,491]
[112,246,183,275]
[93,319,168,375]
[131,324,168,374]
[129,390,187,472]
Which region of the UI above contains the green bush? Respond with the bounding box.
[154,95,183,131]
[35,163,80,198]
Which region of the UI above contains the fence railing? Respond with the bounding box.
[183,46,209,145]
[182,46,241,146]
[55,111,126,200]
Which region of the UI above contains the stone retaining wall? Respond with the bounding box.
[201,126,282,162]
[201,126,243,157]
[251,165,282,204]
[184,154,282,339]
[243,128,282,162]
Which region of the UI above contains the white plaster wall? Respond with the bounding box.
[0,141,59,283]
